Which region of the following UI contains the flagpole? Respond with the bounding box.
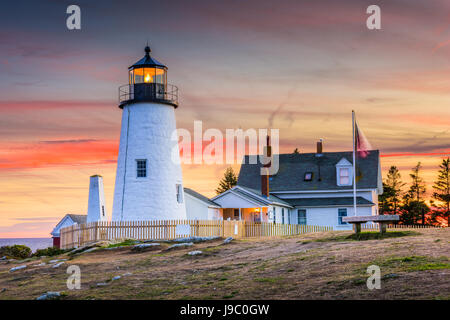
[352,110,357,217]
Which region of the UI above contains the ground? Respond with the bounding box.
[0,228,449,300]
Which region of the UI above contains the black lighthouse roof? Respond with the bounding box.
[129,46,167,70]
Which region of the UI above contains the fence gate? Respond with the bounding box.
[223,220,244,238]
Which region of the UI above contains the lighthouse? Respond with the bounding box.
[112,46,187,221]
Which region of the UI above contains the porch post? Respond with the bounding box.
[239,208,242,221]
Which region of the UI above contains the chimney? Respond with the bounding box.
[87,175,107,223]
[316,138,323,157]
[261,135,271,198]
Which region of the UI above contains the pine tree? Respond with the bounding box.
[401,162,429,225]
[384,166,405,215]
[408,162,426,202]
[432,157,450,227]
[216,167,238,195]
[379,182,394,214]
[293,148,300,154]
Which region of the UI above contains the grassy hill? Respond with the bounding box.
[0,228,449,300]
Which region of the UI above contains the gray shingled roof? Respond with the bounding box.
[285,197,374,207]
[237,150,380,192]
[184,188,220,207]
[67,214,87,224]
[236,186,292,207]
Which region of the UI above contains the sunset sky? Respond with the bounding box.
[1,0,449,237]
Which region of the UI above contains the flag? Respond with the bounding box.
[352,111,372,216]
[355,121,372,159]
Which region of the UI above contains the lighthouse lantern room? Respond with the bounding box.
[119,46,177,108]
[112,46,186,221]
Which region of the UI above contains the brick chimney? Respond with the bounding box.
[261,135,271,198]
[316,138,324,157]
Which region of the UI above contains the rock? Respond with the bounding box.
[0,256,6,261]
[0,288,6,293]
[32,262,46,267]
[131,243,161,253]
[122,272,133,277]
[112,276,121,281]
[173,236,220,243]
[36,291,61,300]
[382,273,399,279]
[187,250,203,256]
[81,247,99,254]
[223,237,233,244]
[49,259,60,263]
[167,242,194,250]
[97,282,108,287]
[9,265,27,272]
[52,262,65,268]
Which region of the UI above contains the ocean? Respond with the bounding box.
[0,238,53,253]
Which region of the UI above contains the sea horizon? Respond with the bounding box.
[0,238,53,253]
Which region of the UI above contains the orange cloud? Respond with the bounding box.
[0,139,118,170]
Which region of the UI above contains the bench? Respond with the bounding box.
[342,215,400,234]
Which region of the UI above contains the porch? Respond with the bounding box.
[222,207,269,222]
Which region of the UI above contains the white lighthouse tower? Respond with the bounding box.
[112,46,186,221]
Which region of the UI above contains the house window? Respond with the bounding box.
[234,209,240,220]
[298,209,307,225]
[338,208,348,225]
[136,159,147,178]
[339,168,350,185]
[287,210,291,224]
[273,207,276,224]
[304,172,313,181]
[176,184,183,203]
[102,206,105,217]
[282,208,285,224]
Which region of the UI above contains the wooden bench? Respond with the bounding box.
[342,215,400,234]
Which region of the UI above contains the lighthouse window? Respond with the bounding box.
[136,159,147,178]
[176,184,183,203]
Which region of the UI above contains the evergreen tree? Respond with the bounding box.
[407,162,426,202]
[401,162,429,225]
[293,148,300,154]
[379,166,405,215]
[432,157,450,227]
[379,182,394,214]
[216,167,238,195]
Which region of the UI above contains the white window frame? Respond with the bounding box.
[297,209,307,225]
[336,158,353,187]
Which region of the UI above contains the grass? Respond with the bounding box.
[369,255,450,272]
[254,276,284,283]
[1,229,449,300]
[105,239,139,249]
[300,231,419,243]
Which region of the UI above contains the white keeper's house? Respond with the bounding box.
[185,141,383,231]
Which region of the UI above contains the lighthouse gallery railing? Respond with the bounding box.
[118,83,178,107]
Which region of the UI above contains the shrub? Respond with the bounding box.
[0,245,32,259]
[34,247,69,257]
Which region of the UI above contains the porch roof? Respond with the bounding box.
[211,186,293,208]
[285,197,375,207]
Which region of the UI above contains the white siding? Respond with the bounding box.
[112,102,186,221]
[87,176,107,223]
[289,206,373,230]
